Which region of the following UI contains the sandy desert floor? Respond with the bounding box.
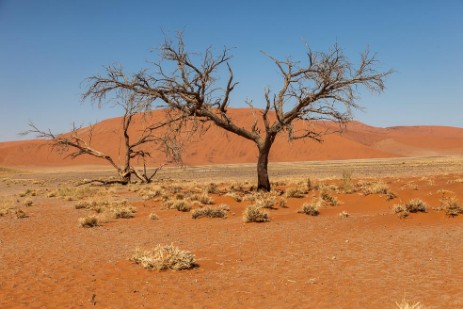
[1,158,463,308]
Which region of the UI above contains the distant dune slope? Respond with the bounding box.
[1,108,463,167]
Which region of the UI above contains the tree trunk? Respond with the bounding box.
[257,137,274,192]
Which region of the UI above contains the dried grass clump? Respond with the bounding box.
[0,198,15,216]
[286,187,306,198]
[171,200,192,212]
[340,170,355,193]
[362,182,389,195]
[206,182,220,194]
[395,299,424,309]
[130,244,197,271]
[277,197,288,208]
[256,196,277,209]
[198,193,214,205]
[23,198,33,207]
[15,208,28,219]
[441,196,463,217]
[225,192,242,202]
[79,215,100,227]
[149,213,160,220]
[320,190,339,206]
[191,205,229,219]
[55,186,101,200]
[243,204,270,223]
[405,199,427,213]
[297,202,320,216]
[109,201,136,218]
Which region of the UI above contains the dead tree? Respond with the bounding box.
[83,34,391,191]
[23,92,185,185]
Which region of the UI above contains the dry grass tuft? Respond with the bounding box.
[198,193,214,205]
[256,196,277,209]
[191,205,229,219]
[79,215,100,227]
[225,192,242,202]
[243,204,270,223]
[149,213,160,220]
[171,200,192,212]
[395,299,425,309]
[15,208,28,219]
[441,196,463,217]
[320,190,339,206]
[361,181,395,199]
[23,198,33,207]
[297,202,320,216]
[285,187,306,198]
[405,199,428,213]
[130,244,197,271]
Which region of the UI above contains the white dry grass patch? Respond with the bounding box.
[130,244,197,271]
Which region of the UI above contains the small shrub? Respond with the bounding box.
[341,170,354,193]
[149,213,160,220]
[441,196,463,217]
[172,200,192,212]
[393,203,409,218]
[405,199,427,213]
[362,182,389,195]
[112,207,135,218]
[256,196,276,209]
[320,190,339,206]
[206,182,220,194]
[75,201,91,209]
[243,204,270,223]
[198,193,214,205]
[393,204,406,213]
[277,198,288,208]
[15,208,28,219]
[297,202,320,216]
[23,198,33,207]
[79,215,100,227]
[286,187,305,198]
[191,205,228,219]
[225,192,242,202]
[130,244,197,271]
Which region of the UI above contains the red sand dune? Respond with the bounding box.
[1,108,463,167]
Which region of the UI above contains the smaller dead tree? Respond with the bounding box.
[23,92,185,185]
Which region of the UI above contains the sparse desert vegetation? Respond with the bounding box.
[1,162,463,308]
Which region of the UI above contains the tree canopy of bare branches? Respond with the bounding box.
[83,33,391,191]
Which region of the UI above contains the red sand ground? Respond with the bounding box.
[1,173,463,308]
[1,108,463,168]
[1,109,463,308]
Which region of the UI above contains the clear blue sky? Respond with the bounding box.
[1,0,462,142]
